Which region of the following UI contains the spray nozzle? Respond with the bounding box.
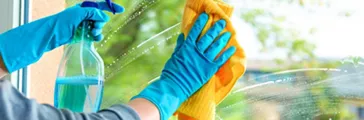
[81,0,116,14]
[105,0,116,14]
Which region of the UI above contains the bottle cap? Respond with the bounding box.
[81,1,99,8]
[81,0,116,14]
[106,0,116,14]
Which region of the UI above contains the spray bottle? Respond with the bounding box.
[54,0,115,112]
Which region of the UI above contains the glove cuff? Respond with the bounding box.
[0,18,53,73]
[131,79,186,120]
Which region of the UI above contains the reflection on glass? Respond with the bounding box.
[64,0,364,119]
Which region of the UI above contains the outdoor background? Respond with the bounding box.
[64,0,364,119]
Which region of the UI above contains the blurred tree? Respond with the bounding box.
[239,1,349,119]
[64,0,358,119]
[66,0,185,107]
[216,89,250,120]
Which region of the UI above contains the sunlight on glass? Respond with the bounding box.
[63,0,364,119]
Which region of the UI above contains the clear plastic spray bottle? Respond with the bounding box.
[54,0,113,112]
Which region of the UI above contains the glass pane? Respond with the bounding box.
[0,75,10,81]
[66,0,183,107]
[0,0,20,89]
[1,74,16,89]
[66,0,364,119]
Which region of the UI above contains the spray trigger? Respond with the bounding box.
[81,0,116,14]
[105,0,116,14]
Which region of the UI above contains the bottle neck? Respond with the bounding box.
[71,21,95,48]
[80,40,93,48]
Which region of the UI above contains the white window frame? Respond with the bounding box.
[0,0,31,97]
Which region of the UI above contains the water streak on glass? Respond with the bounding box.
[64,0,364,119]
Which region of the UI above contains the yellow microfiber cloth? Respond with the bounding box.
[174,0,247,120]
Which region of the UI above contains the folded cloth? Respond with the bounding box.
[175,0,247,120]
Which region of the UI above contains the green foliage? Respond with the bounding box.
[241,4,345,120]
[241,8,317,60]
[67,0,185,107]
[217,90,250,120]
[64,0,351,119]
[97,0,186,106]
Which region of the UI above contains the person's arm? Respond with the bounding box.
[0,55,8,79]
[1,55,158,120]
[0,79,140,120]
[128,98,160,120]
[0,2,124,74]
[0,2,144,120]
[130,13,236,120]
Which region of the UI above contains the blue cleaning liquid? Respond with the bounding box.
[54,76,104,112]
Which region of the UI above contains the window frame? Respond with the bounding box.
[0,0,31,97]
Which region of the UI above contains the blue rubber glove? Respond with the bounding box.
[132,13,236,120]
[0,2,124,73]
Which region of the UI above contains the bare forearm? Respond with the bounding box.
[128,98,160,120]
[0,55,8,79]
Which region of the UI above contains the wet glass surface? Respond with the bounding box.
[65,0,364,119]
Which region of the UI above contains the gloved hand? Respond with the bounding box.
[132,13,236,120]
[0,2,124,73]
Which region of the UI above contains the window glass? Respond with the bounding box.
[0,75,10,81]
[0,0,23,90]
[66,0,364,119]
